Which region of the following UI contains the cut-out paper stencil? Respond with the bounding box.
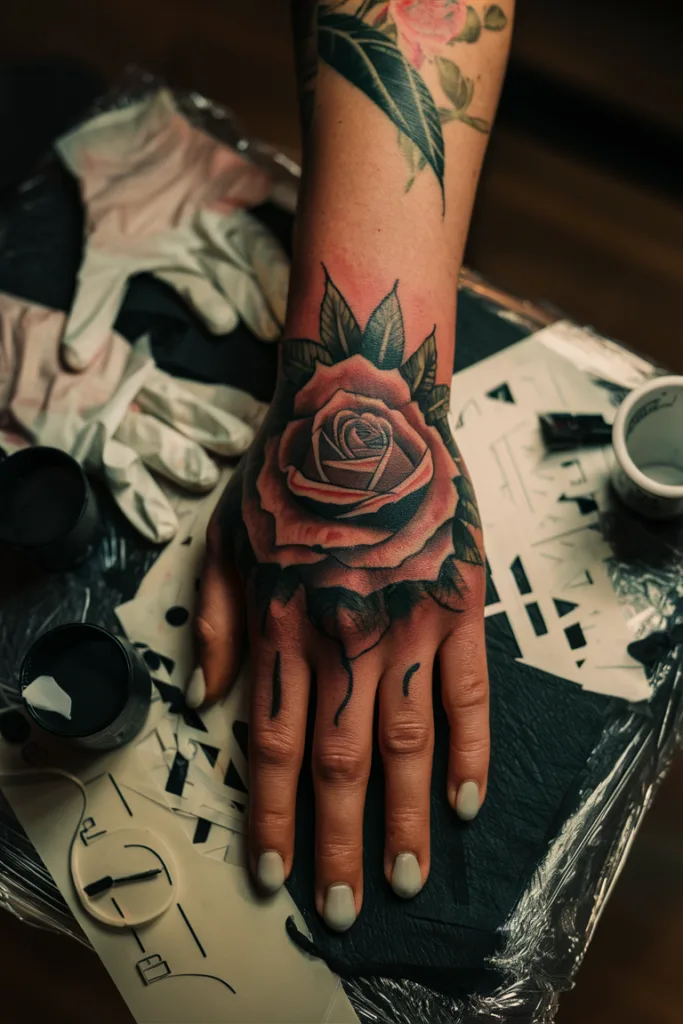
[450,335,651,702]
[0,744,357,1024]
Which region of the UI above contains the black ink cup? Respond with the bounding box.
[0,447,99,570]
[20,624,152,751]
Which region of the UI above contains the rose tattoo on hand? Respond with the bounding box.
[239,272,482,703]
[199,270,489,926]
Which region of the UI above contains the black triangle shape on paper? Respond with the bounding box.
[199,743,220,768]
[553,598,579,617]
[225,759,248,794]
[486,382,514,403]
[232,720,249,760]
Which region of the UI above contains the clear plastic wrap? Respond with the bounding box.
[1,70,683,1024]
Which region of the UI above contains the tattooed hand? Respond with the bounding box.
[196,273,489,931]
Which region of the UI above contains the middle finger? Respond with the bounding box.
[312,646,380,932]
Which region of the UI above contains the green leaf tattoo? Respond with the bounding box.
[294,2,509,195]
[281,338,333,388]
[425,557,466,611]
[317,10,445,194]
[484,4,508,32]
[399,327,437,404]
[436,56,490,133]
[361,280,405,368]
[423,383,460,461]
[456,6,482,44]
[320,266,363,359]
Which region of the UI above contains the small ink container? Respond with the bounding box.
[0,447,99,570]
[20,624,152,751]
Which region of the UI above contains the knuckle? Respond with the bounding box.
[317,836,362,866]
[384,806,428,837]
[381,717,432,759]
[252,805,291,835]
[450,673,489,712]
[452,735,490,762]
[252,724,298,768]
[314,744,367,785]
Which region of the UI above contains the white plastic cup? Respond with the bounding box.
[611,375,683,520]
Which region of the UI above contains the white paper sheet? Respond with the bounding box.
[451,332,652,702]
[0,744,356,1024]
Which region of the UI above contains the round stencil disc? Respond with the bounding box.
[72,827,177,928]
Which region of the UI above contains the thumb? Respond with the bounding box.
[194,518,246,706]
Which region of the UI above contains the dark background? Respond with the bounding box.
[1,1,683,1021]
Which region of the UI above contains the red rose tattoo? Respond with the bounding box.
[236,271,483,722]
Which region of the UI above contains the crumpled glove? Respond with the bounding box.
[56,89,290,371]
[0,293,267,542]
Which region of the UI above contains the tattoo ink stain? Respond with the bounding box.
[333,652,354,727]
[403,662,420,698]
[270,652,282,719]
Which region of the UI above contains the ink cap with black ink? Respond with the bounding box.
[0,447,100,570]
[20,623,152,751]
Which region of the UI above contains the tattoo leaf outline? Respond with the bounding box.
[484,5,508,32]
[423,383,460,462]
[320,267,363,359]
[455,475,482,531]
[307,586,390,660]
[317,10,445,195]
[281,338,333,389]
[452,518,483,567]
[362,280,405,369]
[436,56,489,134]
[436,58,474,113]
[255,564,302,628]
[456,6,482,44]
[425,556,466,611]
[399,326,437,404]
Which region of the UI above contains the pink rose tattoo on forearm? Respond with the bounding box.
[233,271,483,723]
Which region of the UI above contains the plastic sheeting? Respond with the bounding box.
[2,71,683,1024]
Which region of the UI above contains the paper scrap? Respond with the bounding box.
[22,675,72,720]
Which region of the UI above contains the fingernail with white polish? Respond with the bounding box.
[323,884,356,932]
[391,852,423,899]
[256,851,285,895]
[456,780,480,821]
[186,667,206,709]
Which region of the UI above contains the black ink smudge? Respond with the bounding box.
[402,662,420,697]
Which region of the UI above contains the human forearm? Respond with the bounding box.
[287,0,514,379]
[197,1,514,926]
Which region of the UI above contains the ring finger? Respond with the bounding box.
[379,652,435,899]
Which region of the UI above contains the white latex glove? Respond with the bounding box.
[56,90,289,371]
[0,293,267,542]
